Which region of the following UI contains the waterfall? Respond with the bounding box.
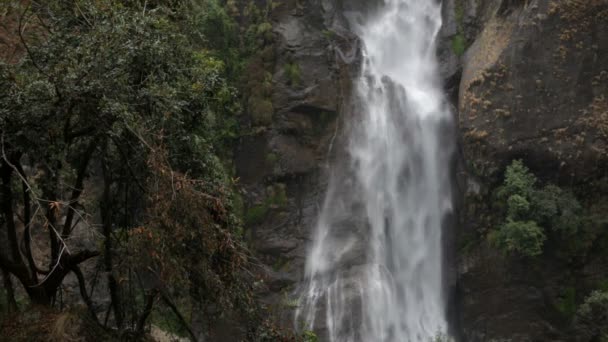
[297,0,454,341]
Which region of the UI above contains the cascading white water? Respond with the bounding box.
[297,1,454,341]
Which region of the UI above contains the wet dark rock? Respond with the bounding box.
[455,0,608,340]
[236,0,608,340]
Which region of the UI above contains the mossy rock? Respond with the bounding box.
[245,203,270,225]
[249,96,274,126]
[312,110,338,135]
[284,62,301,86]
[268,183,288,207]
[260,45,276,63]
[452,33,466,56]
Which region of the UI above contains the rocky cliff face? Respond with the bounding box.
[237,0,608,340]
[235,0,363,330]
[454,0,608,341]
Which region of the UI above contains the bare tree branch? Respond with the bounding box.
[135,288,158,339]
[160,292,197,342]
[62,138,98,237]
[72,265,100,326]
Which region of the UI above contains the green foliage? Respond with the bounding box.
[491,160,585,257]
[189,0,242,78]
[455,0,465,25]
[556,287,577,318]
[451,33,466,56]
[281,292,299,309]
[257,22,274,41]
[268,183,288,207]
[498,160,537,200]
[492,161,544,256]
[507,194,530,219]
[430,332,453,342]
[0,0,275,336]
[451,0,467,56]
[551,190,583,235]
[532,184,583,235]
[303,330,319,342]
[531,184,561,220]
[284,62,301,85]
[234,1,277,129]
[492,219,546,257]
[575,290,608,341]
[322,29,335,40]
[249,96,274,126]
[245,203,270,225]
[245,183,288,225]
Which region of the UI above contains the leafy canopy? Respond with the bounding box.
[491,160,583,257]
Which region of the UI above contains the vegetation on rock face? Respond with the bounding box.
[0,0,289,339]
[574,290,608,341]
[490,160,585,257]
[284,62,301,86]
[238,1,277,128]
[492,219,546,257]
[451,0,467,56]
[245,183,287,225]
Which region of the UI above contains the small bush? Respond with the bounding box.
[245,203,270,225]
[284,62,301,85]
[257,22,273,42]
[249,96,274,125]
[322,29,334,40]
[531,184,561,220]
[303,330,319,342]
[493,219,546,257]
[507,194,530,219]
[491,160,585,257]
[497,160,537,200]
[574,290,608,341]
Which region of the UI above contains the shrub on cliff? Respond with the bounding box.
[492,219,546,257]
[574,290,608,341]
[492,160,583,257]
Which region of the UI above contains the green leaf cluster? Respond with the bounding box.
[0,0,267,336]
[574,290,608,341]
[284,62,301,85]
[492,160,583,257]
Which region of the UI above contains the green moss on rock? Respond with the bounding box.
[284,62,301,85]
[452,33,466,56]
[249,96,274,126]
[245,203,270,225]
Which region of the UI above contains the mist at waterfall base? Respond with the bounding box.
[296,1,455,341]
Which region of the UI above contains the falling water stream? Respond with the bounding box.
[297,0,454,341]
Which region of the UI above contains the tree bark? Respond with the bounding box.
[15,161,40,282]
[101,156,124,329]
[160,292,198,342]
[62,138,98,238]
[135,288,158,339]
[1,267,18,312]
[72,265,100,325]
[1,162,23,264]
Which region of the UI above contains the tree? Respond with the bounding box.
[491,160,586,257]
[492,219,546,257]
[574,290,608,341]
[0,0,260,337]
